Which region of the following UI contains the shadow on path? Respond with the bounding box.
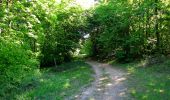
[73,61,130,100]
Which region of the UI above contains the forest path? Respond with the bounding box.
[74,61,130,100]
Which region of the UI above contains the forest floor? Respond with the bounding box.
[111,59,170,100]
[73,61,130,100]
[8,61,94,100]
[7,60,170,100]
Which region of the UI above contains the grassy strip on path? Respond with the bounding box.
[12,61,94,100]
[110,59,170,100]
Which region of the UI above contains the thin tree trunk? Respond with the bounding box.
[6,0,9,8]
[155,0,160,51]
[54,58,57,68]
[145,7,149,37]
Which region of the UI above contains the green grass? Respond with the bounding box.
[111,59,170,100]
[5,61,94,100]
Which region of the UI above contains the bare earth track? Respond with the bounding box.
[74,61,130,100]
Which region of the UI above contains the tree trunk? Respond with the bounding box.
[155,0,160,51]
[145,7,149,37]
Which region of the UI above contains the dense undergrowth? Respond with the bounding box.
[0,61,94,99]
[0,38,38,97]
[87,0,170,62]
[0,0,87,96]
[0,0,170,99]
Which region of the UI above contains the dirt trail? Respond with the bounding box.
[74,61,130,100]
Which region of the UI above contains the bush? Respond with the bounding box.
[0,39,38,97]
[88,1,132,61]
[40,4,86,67]
[80,38,93,57]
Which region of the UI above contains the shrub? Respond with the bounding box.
[0,39,38,97]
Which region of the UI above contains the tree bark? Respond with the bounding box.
[145,7,149,37]
[155,0,160,51]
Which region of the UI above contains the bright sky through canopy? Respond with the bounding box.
[76,0,95,9]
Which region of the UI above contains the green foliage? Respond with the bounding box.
[0,0,87,97]
[88,0,170,62]
[88,1,133,60]
[1,61,94,99]
[0,0,44,96]
[80,38,93,57]
[39,0,87,66]
[0,39,38,97]
[0,0,170,98]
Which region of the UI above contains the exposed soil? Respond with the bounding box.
[73,61,130,100]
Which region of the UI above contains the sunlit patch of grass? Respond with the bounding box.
[111,59,170,100]
[127,67,136,74]
[9,61,94,100]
